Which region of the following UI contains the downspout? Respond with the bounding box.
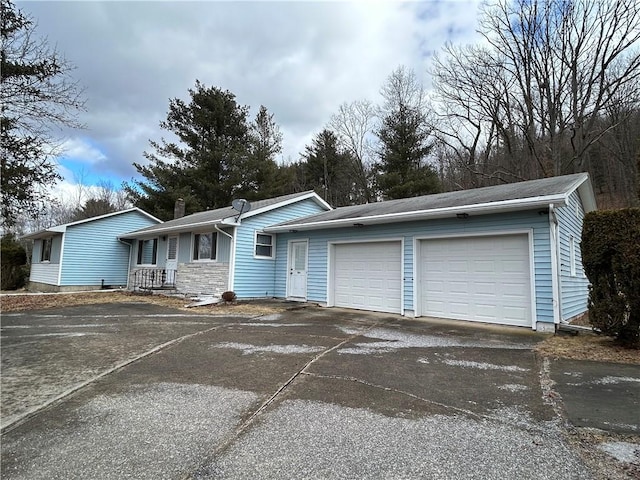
[549,204,562,325]
[57,233,65,287]
[214,224,235,291]
[118,238,133,290]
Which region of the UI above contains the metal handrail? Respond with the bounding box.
[132,268,177,290]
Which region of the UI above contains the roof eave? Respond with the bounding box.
[265,195,568,232]
[21,228,65,240]
[575,174,597,212]
[118,218,240,240]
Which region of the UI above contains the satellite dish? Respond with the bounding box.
[232,198,251,213]
[231,199,251,220]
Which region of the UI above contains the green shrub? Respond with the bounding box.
[582,209,640,348]
[1,234,29,290]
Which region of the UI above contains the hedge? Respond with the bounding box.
[1,235,29,290]
[582,208,640,348]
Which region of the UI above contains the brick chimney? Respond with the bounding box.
[174,198,185,219]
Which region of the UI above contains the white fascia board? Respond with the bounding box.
[21,227,65,240]
[240,192,332,220]
[61,208,159,229]
[559,172,596,213]
[118,219,231,239]
[265,194,568,232]
[576,177,597,212]
[26,208,162,240]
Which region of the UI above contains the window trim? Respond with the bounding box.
[192,231,218,262]
[136,238,158,266]
[254,231,275,259]
[41,237,52,263]
[569,235,576,277]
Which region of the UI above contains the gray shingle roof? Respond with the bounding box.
[267,173,594,231]
[120,190,321,238]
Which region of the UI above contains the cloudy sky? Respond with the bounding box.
[21,0,482,198]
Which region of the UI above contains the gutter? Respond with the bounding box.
[266,194,570,233]
[119,219,241,240]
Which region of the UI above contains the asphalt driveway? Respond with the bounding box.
[1,302,638,479]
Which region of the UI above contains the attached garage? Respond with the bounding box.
[331,241,402,314]
[268,173,597,331]
[417,234,533,327]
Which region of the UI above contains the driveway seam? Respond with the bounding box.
[0,323,224,434]
[299,371,484,421]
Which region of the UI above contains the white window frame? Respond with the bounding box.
[192,231,218,262]
[136,238,158,266]
[254,232,275,259]
[41,237,52,263]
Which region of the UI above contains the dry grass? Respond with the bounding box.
[535,331,640,365]
[0,291,287,316]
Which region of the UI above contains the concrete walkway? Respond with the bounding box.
[1,303,638,479]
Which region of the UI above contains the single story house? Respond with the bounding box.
[23,208,161,292]
[25,173,595,332]
[118,191,331,298]
[265,173,596,332]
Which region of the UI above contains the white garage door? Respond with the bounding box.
[332,241,402,314]
[419,234,532,327]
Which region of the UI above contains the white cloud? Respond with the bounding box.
[22,0,484,189]
[59,138,107,165]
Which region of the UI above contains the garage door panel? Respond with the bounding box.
[473,260,496,274]
[475,282,496,295]
[420,235,531,327]
[333,241,402,314]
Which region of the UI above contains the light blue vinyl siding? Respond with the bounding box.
[233,198,327,298]
[556,191,589,320]
[275,210,555,324]
[217,229,232,263]
[60,211,159,286]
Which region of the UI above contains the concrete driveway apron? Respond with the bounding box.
[2,303,634,479]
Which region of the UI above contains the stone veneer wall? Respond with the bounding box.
[176,262,229,295]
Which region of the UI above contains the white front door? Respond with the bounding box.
[288,240,308,299]
[165,236,178,285]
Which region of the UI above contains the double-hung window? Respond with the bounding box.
[137,238,158,265]
[255,232,274,258]
[193,232,217,261]
[41,237,52,262]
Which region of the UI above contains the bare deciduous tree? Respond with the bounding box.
[431,0,640,204]
[329,100,377,203]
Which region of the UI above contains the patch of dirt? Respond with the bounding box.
[535,331,640,365]
[0,291,288,316]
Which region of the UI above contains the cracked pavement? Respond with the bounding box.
[1,302,638,479]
